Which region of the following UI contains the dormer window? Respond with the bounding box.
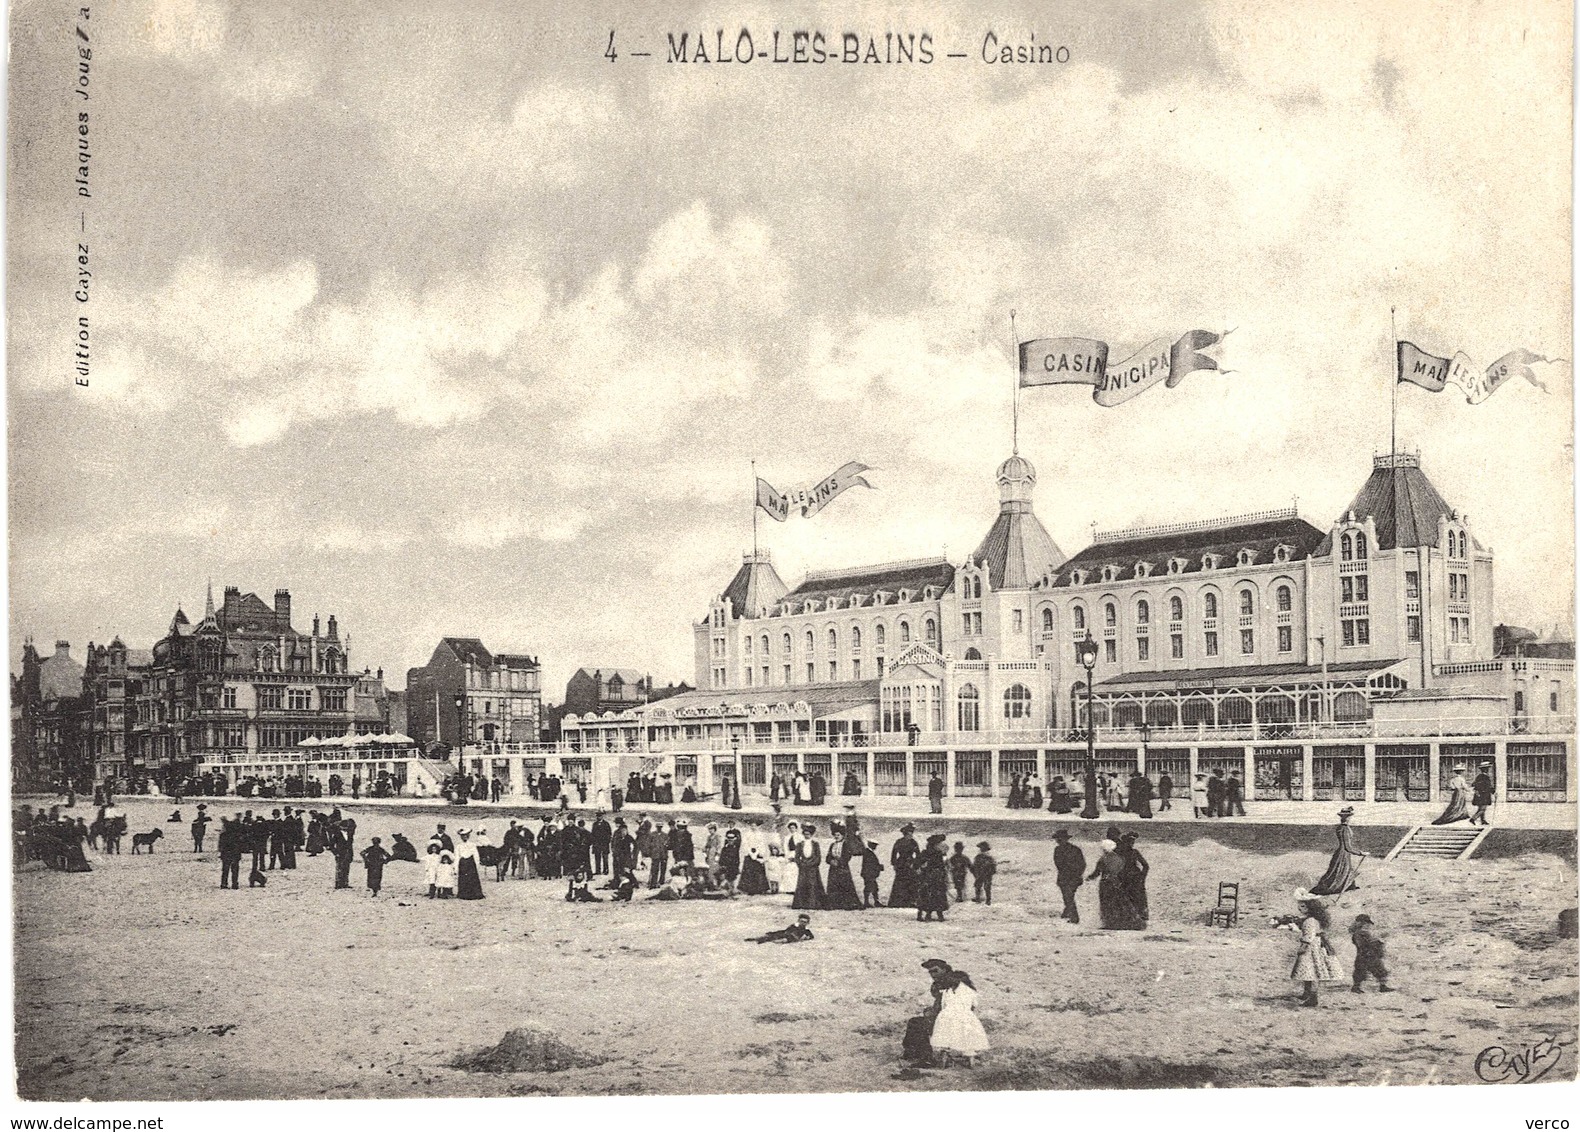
[1237,548,1257,567]
[1168,557,1187,575]
[898,589,911,602]
[1202,553,1222,571]
[1135,561,1153,578]
[1071,568,1090,586]
[1273,544,1293,564]
[1101,564,1121,583]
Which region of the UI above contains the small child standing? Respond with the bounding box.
[361,837,391,897]
[948,841,971,903]
[971,841,997,905]
[1350,914,1395,993]
[859,839,885,908]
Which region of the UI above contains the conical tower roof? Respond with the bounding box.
[719,551,788,619]
[1318,453,1470,552]
[971,455,1067,590]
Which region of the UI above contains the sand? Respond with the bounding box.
[13,797,1577,1099]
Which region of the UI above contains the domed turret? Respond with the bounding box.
[996,455,1036,508]
[973,455,1066,590]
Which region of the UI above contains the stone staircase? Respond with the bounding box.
[1385,823,1490,861]
[409,757,456,797]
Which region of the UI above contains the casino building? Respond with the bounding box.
[560,452,1574,807]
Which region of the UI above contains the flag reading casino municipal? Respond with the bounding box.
[1018,330,1231,406]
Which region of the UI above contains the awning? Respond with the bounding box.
[1093,658,1407,695]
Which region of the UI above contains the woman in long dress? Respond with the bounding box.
[915,834,951,922]
[454,830,485,900]
[823,830,863,910]
[1289,894,1341,1006]
[1118,832,1149,927]
[930,971,991,1067]
[738,845,770,895]
[1049,777,1073,814]
[888,825,921,907]
[1086,839,1137,930]
[791,824,826,910]
[1432,766,1471,824]
[1309,807,1366,895]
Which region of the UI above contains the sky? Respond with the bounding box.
[7,0,1574,702]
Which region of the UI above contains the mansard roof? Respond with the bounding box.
[971,508,1066,591]
[782,558,955,608]
[720,553,789,619]
[1055,512,1324,586]
[1317,454,1474,553]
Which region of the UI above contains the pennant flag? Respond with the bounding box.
[1018,330,1232,407]
[1398,339,1563,404]
[755,477,790,522]
[755,462,875,521]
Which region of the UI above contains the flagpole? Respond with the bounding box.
[1390,306,1398,456]
[751,460,758,558]
[1009,309,1020,456]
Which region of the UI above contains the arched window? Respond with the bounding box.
[851,626,862,651]
[744,636,753,656]
[957,684,981,731]
[1204,593,1218,619]
[1105,602,1117,627]
[1041,607,1054,632]
[899,620,911,644]
[875,624,886,648]
[1341,534,1353,561]
[1073,605,1087,632]
[1137,600,1150,625]
[760,635,769,656]
[924,617,937,646]
[782,633,791,654]
[827,628,838,652]
[804,630,814,653]
[1169,596,1183,622]
[1276,585,1292,613]
[1355,532,1368,559]
[1459,532,1468,558]
[1003,683,1032,720]
[1239,589,1254,616]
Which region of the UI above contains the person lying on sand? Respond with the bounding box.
[746,914,814,944]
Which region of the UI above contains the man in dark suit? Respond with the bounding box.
[1206,770,1226,818]
[1226,772,1246,817]
[268,809,288,870]
[612,818,635,877]
[590,813,613,875]
[247,814,268,873]
[647,821,670,888]
[670,819,696,871]
[1471,763,1495,825]
[928,772,945,814]
[1157,772,1174,811]
[1052,829,1086,923]
[218,817,244,889]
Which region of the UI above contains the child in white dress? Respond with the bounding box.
[930,972,990,1068]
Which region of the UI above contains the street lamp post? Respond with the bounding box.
[1077,634,1101,819]
[453,691,466,766]
[1138,720,1152,777]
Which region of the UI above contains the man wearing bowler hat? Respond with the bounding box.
[1470,762,1495,826]
[1052,829,1086,923]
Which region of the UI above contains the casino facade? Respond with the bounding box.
[559,452,1575,808]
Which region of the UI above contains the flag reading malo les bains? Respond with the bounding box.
[756,462,875,522]
[1397,339,1563,404]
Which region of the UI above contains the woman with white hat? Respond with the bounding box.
[453,829,485,900]
[1431,765,1472,825]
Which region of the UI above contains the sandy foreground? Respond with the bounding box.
[13,798,1578,1099]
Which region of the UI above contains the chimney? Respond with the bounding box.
[54,640,71,657]
[274,588,291,626]
[377,667,383,680]
[312,614,321,637]
[327,614,339,640]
